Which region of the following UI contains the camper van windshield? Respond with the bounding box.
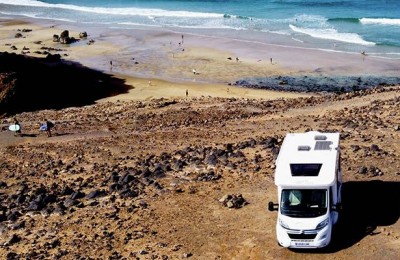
[280,189,327,218]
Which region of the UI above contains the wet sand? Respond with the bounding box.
[1,17,399,102]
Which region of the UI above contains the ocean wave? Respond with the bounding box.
[0,0,222,18]
[223,14,251,20]
[0,10,76,22]
[360,18,400,26]
[328,17,360,24]
[289,24,375,46]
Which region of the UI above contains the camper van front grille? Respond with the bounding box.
[288,233,317,240]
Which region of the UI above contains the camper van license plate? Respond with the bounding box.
[294,242,310,246]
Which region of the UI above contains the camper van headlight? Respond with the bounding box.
[316,218,329,230]
[279,219,290,229]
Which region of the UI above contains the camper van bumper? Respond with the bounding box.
[276,223,332,248]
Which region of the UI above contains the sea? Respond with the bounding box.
[1,0,400,59]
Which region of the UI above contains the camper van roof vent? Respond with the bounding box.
[298,145,311,151]
[314,135,327,140]
[314,141,332,150]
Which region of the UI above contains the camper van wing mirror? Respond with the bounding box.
[331,202,343,212]
[268,201,279,211]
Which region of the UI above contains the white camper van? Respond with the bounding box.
[268,131,342,248]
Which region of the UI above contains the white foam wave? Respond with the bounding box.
[0,10,76,22]
[289,24,375,46]
[0,0,222,18]
[360,18,400,26]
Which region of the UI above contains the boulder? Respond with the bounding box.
[45,53,61,62]
[53,34,59,42]
[219,194,248,209]
[59,30,77,44]
[60,30,69,39]
[79,31,88,38]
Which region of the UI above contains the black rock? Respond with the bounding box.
[8,234,21,245]
[219,194,248,209]
[53,202,66,215]
[61,186,74,196]
[70,191,85,200]
[63,198,78,208]
[0,213,6,222]
[15,194,26,204]
[358,166,368,174]
[10,221,25,230]
[172,160,185,171]
[27,200,44,211]
[85,189,106,199]
[6,252,19,260]
[6,211,21,222]
[119,188,138,198]
[110,174,120,183]
[225,143,233,153]
[261,137,278,148]
[79,31,88,38]
[197,171,221,182]
[370,144,380,152]
[205,154,218,166]
[119,174,135,185]
[109,183,122,192]
[231,151,245,158]
[350,145,361,152]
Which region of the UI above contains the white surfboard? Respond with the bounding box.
[9,124,21,132]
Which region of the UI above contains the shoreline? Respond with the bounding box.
[1,16,400,103]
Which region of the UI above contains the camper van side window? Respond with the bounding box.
[290,164,322,177]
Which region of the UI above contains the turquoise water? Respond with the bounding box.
[1,0,400,58]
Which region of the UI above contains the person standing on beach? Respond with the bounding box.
[43,119,54,137]
[270,58,273,64]
[186,89,188,97]
[182,34,184,44]
[14,118,21,136]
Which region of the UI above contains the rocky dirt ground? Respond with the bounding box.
[0,87,399,259]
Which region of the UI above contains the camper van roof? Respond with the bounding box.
[275,131,340,187]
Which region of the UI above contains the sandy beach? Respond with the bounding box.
[1,17,399,103]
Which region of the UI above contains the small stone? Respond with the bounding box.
[219,195,230,203]
[370,144,380,152]
[182,252,193,258]
[7,234,21,245]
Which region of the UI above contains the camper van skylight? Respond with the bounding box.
[314,141,332,151]
[290,163,322,177]
[314,135,327,140]
[297,145,311,151]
